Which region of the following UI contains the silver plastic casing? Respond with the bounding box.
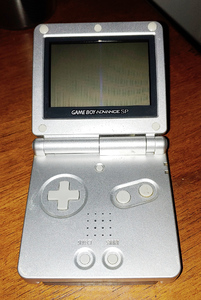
[32,22,167,137]
[18,22,181,285]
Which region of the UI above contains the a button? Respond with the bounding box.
[48,181,80,210]
[116,190,131,204]
[139,184,154,198]
[103,248,123,269]
[75,248,95,269]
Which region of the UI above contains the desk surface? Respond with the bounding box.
[1,0,201,299]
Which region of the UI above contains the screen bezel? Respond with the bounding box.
[44,35,157,119]
[32,22,167,136]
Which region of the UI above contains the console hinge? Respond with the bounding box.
[33,136,167,156]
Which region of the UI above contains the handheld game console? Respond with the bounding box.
[18,22,181,284]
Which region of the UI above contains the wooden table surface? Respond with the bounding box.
[1,0,201,299]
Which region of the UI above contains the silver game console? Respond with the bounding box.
[18,22,181,284]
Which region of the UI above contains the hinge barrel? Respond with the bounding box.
[100,136,167,155]
[33,136,167,156]
[33,137,99,156]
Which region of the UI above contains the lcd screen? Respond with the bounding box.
[44,36,157,119]
[50,41,150,108]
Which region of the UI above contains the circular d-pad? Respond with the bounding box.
[39,174,87,218]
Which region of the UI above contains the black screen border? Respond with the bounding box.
[44,35,157,119]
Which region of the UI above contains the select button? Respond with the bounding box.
[79,253,91,265]
[75,248,95,269]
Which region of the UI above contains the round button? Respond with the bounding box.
[79,253,91,265]
[107,253,119,265]
[116,190,131,204]
[75,248,95,269]
[103,248,123,269]
[139,184,154,198]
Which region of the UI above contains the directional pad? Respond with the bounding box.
[48,181,80,210]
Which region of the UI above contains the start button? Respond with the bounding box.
[102,248,123,269]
